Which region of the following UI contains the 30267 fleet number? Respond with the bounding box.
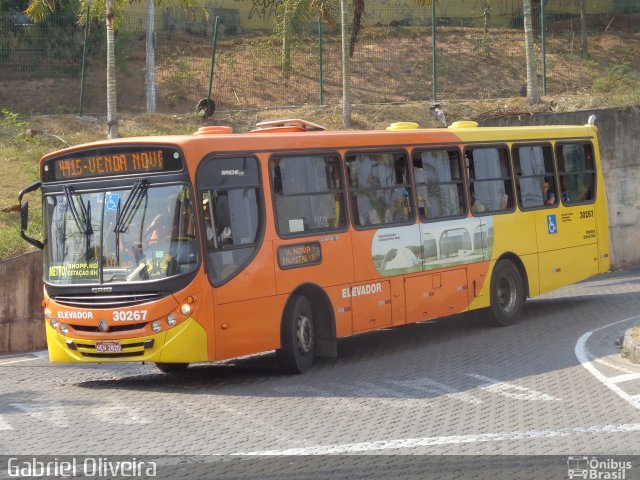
[112,310,148,322]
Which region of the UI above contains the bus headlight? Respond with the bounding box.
[59,324,69,336]
[49,318,58,329]
[167,314,177,327]
[151,320,161,333]
[180,304,191,316]
[44,308,52,319]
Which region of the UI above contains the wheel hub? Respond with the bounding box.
[296,314,313,354]
[498,275,517,312]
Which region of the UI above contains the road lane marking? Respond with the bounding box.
[231,423,640,455]
[0,357,41,366]
[608,373,640,384]
[0,415,12,430]
[10,402,70,428]
[593,357,639,375]
[575,315,640,410]
[91,402,151,425]
[391,378,483,405]
[467,374,561,401]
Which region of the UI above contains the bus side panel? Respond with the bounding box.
[404,268,468,323]
[350,280,392,333]
[538,244,599,294]
[214,241,277,305]
[467,261,491,310]
[351,229,382,282]
[324,285,353,338]
[273,234,355,295]
[391,276,407,326]
[492,213,538,259]
[592,136,611,274]
[535,206,598,295]
[213,296,285,361]
[519,253,540,299]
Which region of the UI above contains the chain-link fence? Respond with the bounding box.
[0,1,638,115]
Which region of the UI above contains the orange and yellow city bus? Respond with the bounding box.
[18,118,610,373]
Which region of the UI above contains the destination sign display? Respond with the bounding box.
[42,146,184,181]
[278,242,322,269]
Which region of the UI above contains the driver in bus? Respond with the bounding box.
[146,201,176,244]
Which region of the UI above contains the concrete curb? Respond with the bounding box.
[622,328,640,364]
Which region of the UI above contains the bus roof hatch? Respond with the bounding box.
[251,118,327,133]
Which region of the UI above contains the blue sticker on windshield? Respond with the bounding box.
[105,193,119,212]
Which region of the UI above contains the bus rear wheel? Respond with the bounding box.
[155,362,189,374]
[277,295,315,374]
[488,259,525,327]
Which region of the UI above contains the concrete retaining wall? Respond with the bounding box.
[481,105,640,269]
[0,251,45,353]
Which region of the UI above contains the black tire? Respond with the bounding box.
[155,362,189,374]
[277,295,315,374]
[487,259,525,326]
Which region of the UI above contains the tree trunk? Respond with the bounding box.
[340,0,351,128]
[523,0,539,104]
[145,0,156,113]
[282,6,291,79]
[106,0,119,138]
[483,0,491,33]
[579,0,589,59]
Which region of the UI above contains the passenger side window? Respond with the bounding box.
[270,154,346,236]
[466,146,514,215]
[513,144,557,209]
[197,156,262,285]
[413,149,465,221]
[556,143,596,205]
[346,151,413,227]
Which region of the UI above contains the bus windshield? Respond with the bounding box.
[44,183,198,285]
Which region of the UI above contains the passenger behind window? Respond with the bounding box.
[544,178,556,205]
[213,193,233,246]
[471,194,486,214]
[560,176,569,203]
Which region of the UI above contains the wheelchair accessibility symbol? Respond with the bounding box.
[547,214,558,234]
[105,193,120,212]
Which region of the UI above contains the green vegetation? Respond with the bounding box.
[592,61,638,94]
[0,110,203,261]
[1,86,639,262]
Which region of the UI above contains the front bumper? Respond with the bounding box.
[46,317,209,364]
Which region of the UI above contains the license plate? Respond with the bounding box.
[95,341,122,353]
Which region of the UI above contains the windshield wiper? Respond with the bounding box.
[114,179,148,234]
[63,185,92,235]
[63,185,94,261]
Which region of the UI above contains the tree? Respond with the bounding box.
[26,0,203,137]
[27,0,128,138]
[340,0,351,128]
[523,0,540,103]
[134,0,205,113]
[578,0,589,59]
[276,0,362,127]
[275,0,337,79]
[105,0,117,138]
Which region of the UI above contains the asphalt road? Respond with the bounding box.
[2,267,640,478]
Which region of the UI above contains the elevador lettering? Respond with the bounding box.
[7,457,157,477]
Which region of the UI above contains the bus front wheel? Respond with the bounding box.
[488,259,525,327]
[277,295,315,374]
[155,362,189,374]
